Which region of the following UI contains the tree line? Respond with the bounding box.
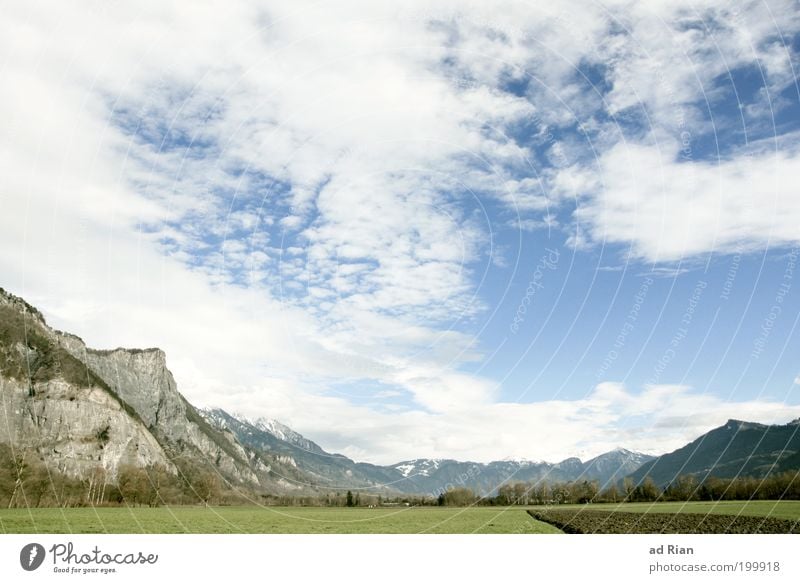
[0,444,233,508]
[423,471,800,506]
[487,471,800,506]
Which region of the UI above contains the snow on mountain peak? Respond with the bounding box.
[391,458,445,477]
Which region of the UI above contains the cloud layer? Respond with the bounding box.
[2,0,799,462]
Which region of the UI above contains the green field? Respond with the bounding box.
[558,500,800,521]
[0,506,562,534]
[2,501,797,534]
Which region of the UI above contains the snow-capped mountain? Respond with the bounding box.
[383,451,657,494]
[580,448,655,486]
[201,409,327,455]
[200,408,401,492]
[391,459,446,477]
[201,407,656,495]
[251,417,325,454]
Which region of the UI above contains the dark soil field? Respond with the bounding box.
[528,507,800,534]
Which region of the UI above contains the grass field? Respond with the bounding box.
[2,501,798,534]
[558,500,800,521]
[0,506,562,534]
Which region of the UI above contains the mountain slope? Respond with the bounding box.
[0,287,314,495]
[581,448,654,486]
[252,417,325,454]
[0,289,173,479]
[628,418,800,487]
[56,334,261,487]
[204,408,654,495]
[201,408,403,492]
[386,450,655,495]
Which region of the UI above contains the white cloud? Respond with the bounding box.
[559,141,800,262]
[2,0,800,463]
[207,381,800,463]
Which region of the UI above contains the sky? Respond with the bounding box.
[2,0,800,464]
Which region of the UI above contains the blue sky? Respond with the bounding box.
[2,0,800,463]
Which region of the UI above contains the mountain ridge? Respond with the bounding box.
[201,406,655,494]
[628,417,800,488]
[207,408,653,473]
[7,287,797,500]
[0,287,320,496]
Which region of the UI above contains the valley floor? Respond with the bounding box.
[2,501,798,534]
[0,506,561,534]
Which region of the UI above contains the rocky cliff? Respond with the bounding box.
[0,289,172,480]
[0,288,278,491]
[56,333,260,486]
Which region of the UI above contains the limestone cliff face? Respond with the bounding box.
[0,288,258,486]
[0,377,172,479]
[56,335,259,486]
[56,339,179,432]
[0,291,173,480]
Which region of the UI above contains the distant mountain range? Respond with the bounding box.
[201,407,653,494]
[2,287,799,498]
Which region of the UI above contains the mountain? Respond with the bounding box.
[1,287,655,498]
[385,449,655,495]
[0,290,174,480]
[207,410,506,495]
[0,287,312,495]
[628,418,800,488]
[582,448,654,485]
[203,409,654,495]
[200,408,406,493]
[252,417,324,454]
